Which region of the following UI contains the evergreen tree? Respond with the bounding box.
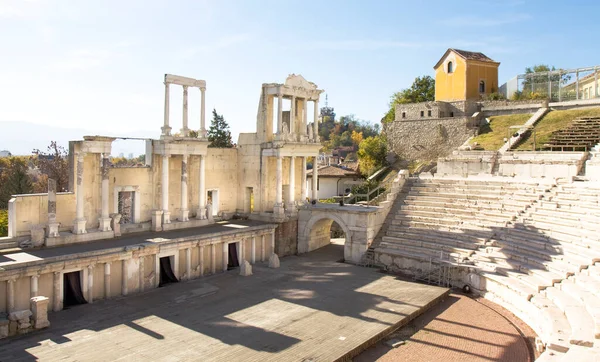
[207,109,233,148]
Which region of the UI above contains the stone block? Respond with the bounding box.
[151,210,163,232]
[268,254,280,268]
[31,296,50,329]
[30,225,45,247]
[239,260,253,276]
[8,320,17,336]
[110,213,122,236]
[8,310,32,321]
[0,319,8,339]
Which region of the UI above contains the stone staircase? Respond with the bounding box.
[544,117,600,151]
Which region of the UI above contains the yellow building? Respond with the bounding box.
[434,49,500,101]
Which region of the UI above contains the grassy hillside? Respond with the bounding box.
[516,107,600,150]
[469,113,532,150]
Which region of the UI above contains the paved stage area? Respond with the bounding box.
[0,244,448,361]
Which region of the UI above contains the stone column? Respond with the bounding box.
[274,155,284,215]
[47,178,59,237]
[87,265,94,303]
[197,155,206,219]
[121,260,128,296]
[182,85,189,137]
[277,92,283,134]
[271,231,276,256]
[301,157,308,201]
[200,87,207,138]
[261,235,266,261]
[180,154,189,222]
[251,236,256,264]
[199,245,205,277]
[222,242,228,272]
[104,262,111,298]
[162,82,171,136]
[99,155,112,231]
[312,156,319,201]
[211,243,216,274]
[238,240,244,265]
[138,257,145,293]
[290,96,295,136]
[53,272,61,312]
[303,99,308,137]
[162,155,171,224]
[186,247,191,280]
[31,274,39,298]
[313,99,319,142]
[7,279,15,313]
[73,152,87,234]
[288,156,295,209]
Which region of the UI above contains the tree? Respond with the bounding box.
[351,130,363,146]
[0,157,33,208]
[518,64,571,100]
[207,109,233,148]
[357,135,387,177]
[33,141,69,192]
[382,75,435,123]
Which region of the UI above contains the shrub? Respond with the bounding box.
[0,209,8,237]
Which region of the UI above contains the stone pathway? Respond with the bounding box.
[0,244,448,361]
[355,293,531,362]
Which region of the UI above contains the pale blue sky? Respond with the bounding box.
[1,0,599,154]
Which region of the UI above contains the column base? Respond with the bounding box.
[273,203,285,215]
[72,218,87,235]
[152,210,163,231]
[180,209,189,222]
[47,222,60,237]
[196,206,207,220]
[98,217,112,232]
[161,125,172,136]
[285,202,298,216]
[162,210,171,224]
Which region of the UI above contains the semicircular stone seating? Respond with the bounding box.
[373,177,600,360]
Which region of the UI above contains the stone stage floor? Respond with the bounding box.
[0,244,449,362]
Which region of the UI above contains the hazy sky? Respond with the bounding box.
[1,0,599,153]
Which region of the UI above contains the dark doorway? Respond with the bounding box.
[63,271,87,308]
[159,256,178,287]
[228,243,240,270]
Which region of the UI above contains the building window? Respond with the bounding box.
[450,112,454,117]
[402,112,406,119]
[427,110,432,117]
[420,111,424,117]
[448,61,453,73]
[479,80,485,93]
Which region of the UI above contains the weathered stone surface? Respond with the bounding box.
[0,319,8,339]
[239,260,253,276]
[110,213,122,237]
[30,225,45,247]
[31,296,50,329]
[8,310,32,321]
[268,253,280,268]
[274,219,298,257]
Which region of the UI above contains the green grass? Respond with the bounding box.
[516,107,600,150]
[469,113,532,150]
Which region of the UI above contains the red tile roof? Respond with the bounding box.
[307,165,361,178]
[434,48,499,69]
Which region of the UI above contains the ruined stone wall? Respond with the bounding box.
[274,219,298,257]
[395,100,479,121]
[385,117,475,161]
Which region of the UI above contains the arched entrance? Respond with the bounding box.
[299,213,352,261]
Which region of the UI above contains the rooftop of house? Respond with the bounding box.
[307,164,361,178]
[434,48,499,69]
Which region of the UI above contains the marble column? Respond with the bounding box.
[31,274,39,298]
[73,152,87,234]
[47,178,59,237]
[104,262,111,298]
[271,231,276,256]
[277,93,283,134]
[200,87,207,138]
[290,96,295,136]
[238,240,244,265]
[122,260,128,296]
[180,154,189,221]
[301,157,308,201]
[182,85,189,137]
[222,242,228,272]
[197,155,206,219]
[312,155,319,201]
[313,99,319,142]
[251,236,256,264]
[211,243,216,274]
[53,272,61,312]
[274,155,284,215]
[261,235,266,262]
[138,257,145,293]
[186,247,192,280]
[87,265,94,303]
[303,99,308,137]
[288,156,295,209]
[162,155,171,224]
[7,279,15,313]
[199,245,205,277]
[162,82,171,136]
[99,155,112,231]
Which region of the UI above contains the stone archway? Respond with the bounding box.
[300,213,352,260]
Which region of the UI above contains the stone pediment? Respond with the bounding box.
[285,74,318,90]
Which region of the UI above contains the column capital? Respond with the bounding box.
[199,86,206,92]
[183,85,189,92]
[164,81,170,87]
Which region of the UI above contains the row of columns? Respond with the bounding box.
[160,154,207,224]
[274,155,317,214]
[163,82,206,138]
[73,152,112,235]
[275,93,319,141]
[222,234,272,272]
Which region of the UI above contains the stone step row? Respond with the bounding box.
[401,200,526,213]
[524,213,598,231]
[385,224,492,243]
[407,190,543,202]
[381,236,476,256]
[383,230,484,251]
[393,209,515,223]
[379,240,472,260]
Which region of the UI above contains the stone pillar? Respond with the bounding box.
[31,274,39,298]
[313,99,319,142]
[47,178,59,237]
[312,156,319,201]
[222,242,228,272]
[261,235,266,262]
[290,96,295,136]
[277,92,283,134]
[73,152,87,234]
[197,155,206,219]
[182,85,189,137]
[186,247,192,280]
[200,87,207,138]
[161,155,171,224]
[180,154,189,222]
[287,156,295,210]
[301,157,308,201]
[274,155,284,215]
[99,155,112,231]
[138,257,145,293]
[251,236,256,264]
[53,272,61,312]
[87,265,94,303]
[211,243,216,274]
[271,231,276,256]
[122,260,128,296]
[7,279,15,313]
[162,82,171,136]
[104,262,111,298]
[199,245,205,277]
[238,240,244,265]
[30,296,50,329]
[303,99,308,137]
